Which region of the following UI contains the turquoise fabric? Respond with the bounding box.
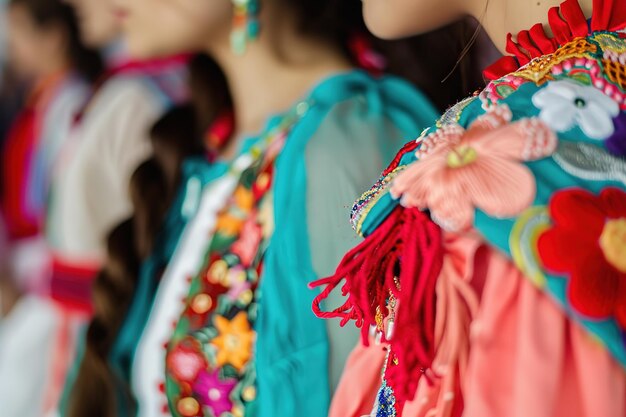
[108,70,437,417]
[256,71,436,417]
[355,76,626,368]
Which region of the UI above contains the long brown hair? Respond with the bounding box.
[66,54,226,417]
[67,2,490,416]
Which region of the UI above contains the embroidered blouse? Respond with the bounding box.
[312,1,626,416]
[109,70,438,417]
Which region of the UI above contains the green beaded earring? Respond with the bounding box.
[230,0,260,55]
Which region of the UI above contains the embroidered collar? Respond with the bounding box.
[484,0,626,80]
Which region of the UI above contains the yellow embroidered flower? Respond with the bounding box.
[211,312,254,371]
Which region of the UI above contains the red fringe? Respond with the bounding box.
[310,207,444,409]
[484,0,626,80]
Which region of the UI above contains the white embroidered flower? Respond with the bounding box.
[532,79,619,140]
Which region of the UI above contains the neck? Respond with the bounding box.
[475,0,594,52]
[37,55,69,83]
[102,38,129,69]
[208,13,352,137]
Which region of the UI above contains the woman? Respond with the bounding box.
[63,0,474,416]
[313,0,626,416]
[0,1,100,415]
[30,0,186,413]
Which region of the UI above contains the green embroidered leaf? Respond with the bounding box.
[568,72,592,86]
[496,84,515,98]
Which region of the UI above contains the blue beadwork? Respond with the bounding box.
[374,381,397,417]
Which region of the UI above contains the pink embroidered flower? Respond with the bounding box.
[231,213,263,267]
[193,369,237,416]
[390,105,557,231]
[166,339,209,384]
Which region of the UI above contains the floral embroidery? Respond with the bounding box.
[165,102,309,417]
[166,338,208,383]
[479,74,526,108]
[607,112,626,156]
[553,141,626,185]
[593,32,626,55]
[601,58,626,98]
[176,397,201,417]
[510,206,551,287]
[211,313,254,371]
[231,214,263,267]
[532,79,619,139]
[538,188,626,328]
[390,105,557,231]
[193,370,237,416]
[511,37,598,85]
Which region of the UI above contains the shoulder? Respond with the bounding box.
[297,70,438,160]
[95,75,167,111]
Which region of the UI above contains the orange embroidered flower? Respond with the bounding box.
[211,312,254,371]
[390,105,558,231]
[234,186,254,213]
[215,213,244,236]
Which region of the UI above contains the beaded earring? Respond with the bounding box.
[230,0,260,55]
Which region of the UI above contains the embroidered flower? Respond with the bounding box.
[231,214,263,267]
[211,312,254,371]
[606,112,626,157]
[390,105,557,231]
[215,213,245,237]
[537,188,626,328]
[166,339,208,384]
[227,280,252,303]
[176,397,201,417]
[193,369,237,416]
[532,79,619,139]
[234,186,254,213]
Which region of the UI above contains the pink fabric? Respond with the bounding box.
[329,341,387,417]
[462,242,626,417]
[401,232,626,417]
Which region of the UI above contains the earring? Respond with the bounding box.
[231,0,260,55]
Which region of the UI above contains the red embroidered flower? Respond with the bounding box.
[538,187,626,327]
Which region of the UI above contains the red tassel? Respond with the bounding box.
[310,207,444,409]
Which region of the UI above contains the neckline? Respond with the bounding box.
[483,0,626,80]
[212,68,369,166]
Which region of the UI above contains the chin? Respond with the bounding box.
[81,25,119,49]
[363,2,413,40]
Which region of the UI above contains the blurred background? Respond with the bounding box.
[0,0,500,415]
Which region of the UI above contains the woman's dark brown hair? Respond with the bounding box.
[67,2,491,416]
[8,0,103,82]
[67,54,225,417]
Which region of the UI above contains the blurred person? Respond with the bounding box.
[0,0,102,416]
[311,0,626,416]
[0,0,186,416]
[62,1,492,417]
